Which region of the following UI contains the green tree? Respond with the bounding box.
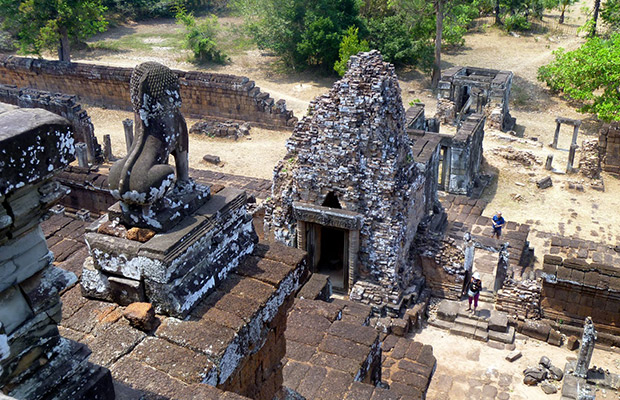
[174,4,227,64]
[601,0,620,32]
[232,0,362,71]
[0,0,107,61]
[538,33,620,121]
[334,26,370,76]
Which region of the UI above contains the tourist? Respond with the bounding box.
[467,271,482,314]
[492,211,505,239]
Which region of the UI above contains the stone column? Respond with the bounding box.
[571,124,580,146]
[297,220,306,251]
[123,118,134,153]
[552,121,561,148]
[575,316,597,378]
[567,143,578,173]
[103,134,113,161]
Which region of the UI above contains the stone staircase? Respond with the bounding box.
[428,298,515,345]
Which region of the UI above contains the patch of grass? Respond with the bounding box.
[89,32,186,53]
[217,23,256,56]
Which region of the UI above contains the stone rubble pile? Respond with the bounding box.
[491,146,541,166]
[190,119,251,140]
[523,356,563,395]
[495,278,541,320]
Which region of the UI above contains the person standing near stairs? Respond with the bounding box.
[467,271,482,314]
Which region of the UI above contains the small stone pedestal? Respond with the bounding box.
[82,187,258,317]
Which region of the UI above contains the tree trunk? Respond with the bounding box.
[495,0,502,25]
[590,0,601,37]
[58,26,71,62]
[559,3,566,24]
[431,0,443,90]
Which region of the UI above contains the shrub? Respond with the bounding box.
[334,26,370,76]
[174,5,228,64]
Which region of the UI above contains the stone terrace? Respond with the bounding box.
[43,212,308,399]
[284,298,436,400]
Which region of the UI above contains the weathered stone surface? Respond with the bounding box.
[523,367,546,385]
[437,300,460,322]
[488,311,508,332]
[547,329,562,346]
[126,227,156,242]
[522,320,551,341]
[123,302,157,331]
[566,335,580,350]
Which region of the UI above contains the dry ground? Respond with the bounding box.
[73,1,618,253]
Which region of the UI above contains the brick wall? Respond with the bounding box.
[0,55,297,130]
[599,122,620,174]
[541,254,620,334]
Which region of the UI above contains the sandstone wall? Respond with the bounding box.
[0,55,296,130]
[598,122,620,174]
[541,254,620,334]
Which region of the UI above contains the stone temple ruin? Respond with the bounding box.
[0,45,619,399]
[265,51,428,304]
[436,66,516,132]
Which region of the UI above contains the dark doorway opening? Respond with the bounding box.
[315,226,347,291]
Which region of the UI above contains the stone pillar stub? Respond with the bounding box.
[103,134,113,161]
[76,142,88,167]
[122,118,134,153]
[545,154,554,170]
[575,316,597,378]
[567,143,578,173]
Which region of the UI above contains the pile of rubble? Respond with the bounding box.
[190,119,251,140]
[495,278,541,319]
[579,138,601,179]
[491,146,541,166]
[522,356,564,394]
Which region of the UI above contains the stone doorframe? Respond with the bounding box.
[292,201,363,292]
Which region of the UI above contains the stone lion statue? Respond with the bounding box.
[109,62,190,208]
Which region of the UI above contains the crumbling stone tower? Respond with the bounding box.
[266,50,426,305]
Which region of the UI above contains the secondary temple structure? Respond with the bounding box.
[436,66,515,132]
[0,104,114,398]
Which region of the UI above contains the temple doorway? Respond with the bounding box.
[317,226,347,290]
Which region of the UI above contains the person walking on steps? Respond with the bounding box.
[467,271,482,315]
[492,211,505,239]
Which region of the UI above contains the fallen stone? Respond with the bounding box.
[523,367,546,385]
[126,227,156,243]
[123,302,157,331]
[522,320,551,341]
[539,356,551,369]
[488,312,508,332]
[547,329,562,347]
[548,365,563,381]
[202,154,221,165]
[537,176,553,189]
[375,317,392,334]
[506,350,522,362]
[566,335,579,350]
[540,382,557,394]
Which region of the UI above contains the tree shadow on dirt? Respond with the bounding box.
[479,157,500,204]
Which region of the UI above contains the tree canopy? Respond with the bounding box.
[0,0,107,61]
[538,33,620,122]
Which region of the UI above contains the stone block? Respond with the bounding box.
[547,329,562,347]
[123,302,157,331]
[489,326,515,344]
[0,227,52,293]
[0,286,34,334]
[488,311,509,332]
[566,335,579,350]
[537,176,552,189]
[391,318,409,337]
[436,300,459,322]
[450,323,475,338]
[108,276,145,306]
[522,320,551,341]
